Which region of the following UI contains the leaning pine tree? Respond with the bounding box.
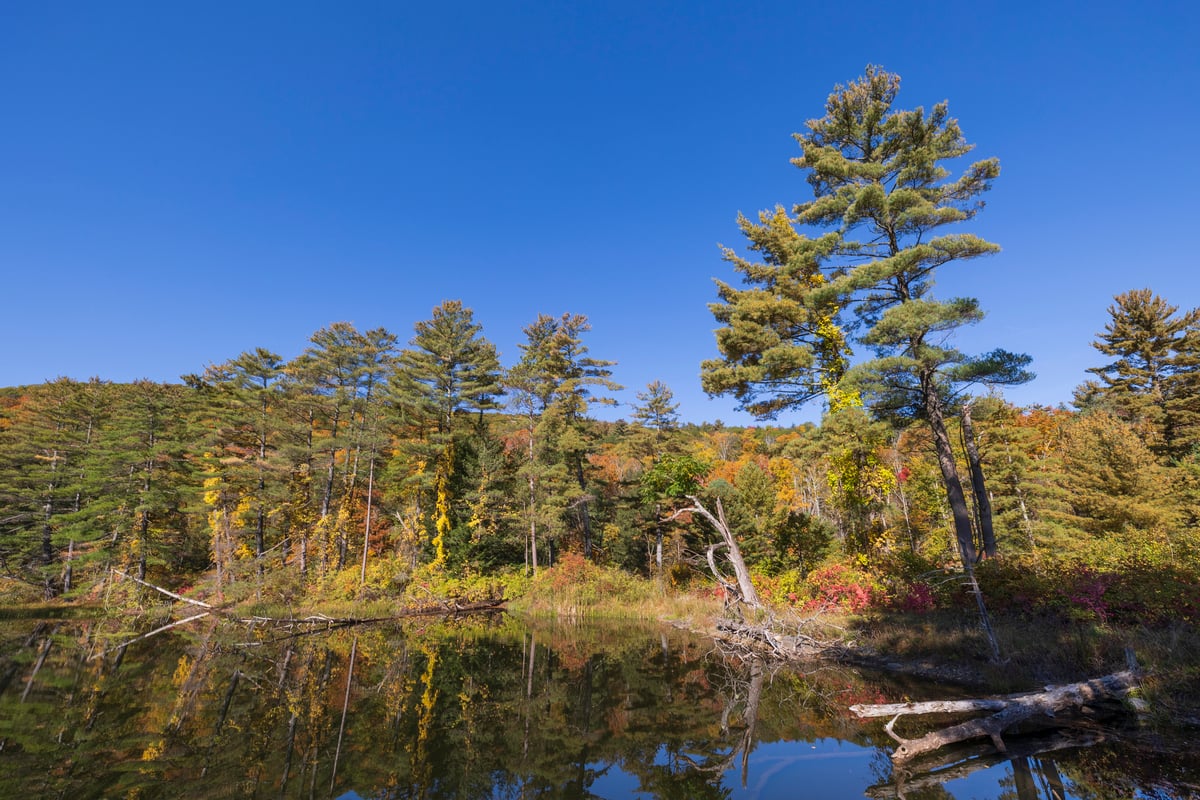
[702,66,1031,658]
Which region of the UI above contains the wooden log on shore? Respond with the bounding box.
[851,670,1139,763]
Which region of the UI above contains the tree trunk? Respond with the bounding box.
[63,539,73,593]
[921,378,1000,660]
[921,379,976,565]
[256,393,268,577]
[674,496,761,609]
[961,403,996,558]
[573,458,593,559]
[654,502,663,579]
[358,453,376,590]
[527,424,539,574]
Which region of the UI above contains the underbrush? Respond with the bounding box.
[511,553,719,621]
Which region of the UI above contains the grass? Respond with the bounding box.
[509,560,722,622]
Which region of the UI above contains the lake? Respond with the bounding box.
[0,610,1194,798]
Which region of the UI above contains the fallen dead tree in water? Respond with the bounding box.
[851,669,1140,762]
[96,568,505,653]
[238,598,505,628]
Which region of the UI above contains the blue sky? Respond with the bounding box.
[2,2,1198,424]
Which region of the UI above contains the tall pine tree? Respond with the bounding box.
[1077,289,1200,459]
[389,300,502,567]
[703,66,1031,565]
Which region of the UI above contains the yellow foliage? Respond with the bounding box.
[768,456,804,513]
[171,655,192,688]
[202,476,222,506]
[432,442,453,567]
[234,495,254,520]
[140,739,165,762]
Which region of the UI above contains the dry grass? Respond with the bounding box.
[510,582,721,623]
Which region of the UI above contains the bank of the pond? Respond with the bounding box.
[11,563,1199,727]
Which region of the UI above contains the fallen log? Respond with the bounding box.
[238,598,506,626]
[110,568,214,609]
[233,598,508,645]
[851,670,1139,763]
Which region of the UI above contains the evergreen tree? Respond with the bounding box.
[1077,289,1200,458]
[632,380,679,435]
[630,380,683,575]
[194,348,288,585]
[506,313,620,566]
[285,323,397,576]
[1046,411,1171,562]
[97,381,199,582]
[631,380,680,452]
[389,300,502,567]
[0,379,112,595]
[702,66,1031,566]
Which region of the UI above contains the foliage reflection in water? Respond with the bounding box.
[0,613,1195,799]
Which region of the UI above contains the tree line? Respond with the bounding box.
[2,67,1198,622]
[0,287,1196,614]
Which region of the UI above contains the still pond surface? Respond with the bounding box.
[0,611,1194,799]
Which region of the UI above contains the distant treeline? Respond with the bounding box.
[0,292,1197,624]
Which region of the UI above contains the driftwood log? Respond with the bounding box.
[851,670,1139,762]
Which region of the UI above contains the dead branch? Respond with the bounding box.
[852,670,1139,762]
[20,627,58,703]
[667,495,762,610]
[111,568,213,609]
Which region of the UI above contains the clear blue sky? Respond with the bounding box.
[2,2,1198,424]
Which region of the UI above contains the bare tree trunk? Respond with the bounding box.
[672,496,761,610]
[961,403,996,558]
[922,381,1000,661]
[330,636,358,793]
[359,449,377,590]
[654,502,663,580]
[527,431,538,574]
[1036,757,1068,800]
[922,381,975,565]
[20,631,56,703]
[853,670,1139,763]
[528,483,538,574]
[63,539,74,594]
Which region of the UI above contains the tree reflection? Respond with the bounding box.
[0,615,1196,799]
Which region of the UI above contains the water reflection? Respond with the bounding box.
[0,613,1194,799]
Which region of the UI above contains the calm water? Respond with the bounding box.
[0,611,1194,799]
